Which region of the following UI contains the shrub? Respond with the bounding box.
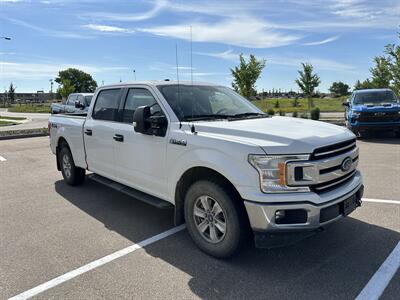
[300,112,308,119]
[274,100,280,108]
[267,108,275,116]
[279,110,285,116]
[292,111,298,118]
[311,107,320,120]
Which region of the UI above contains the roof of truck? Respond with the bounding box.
[100,80,219,89]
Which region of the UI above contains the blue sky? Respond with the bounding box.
[0,0,399,92]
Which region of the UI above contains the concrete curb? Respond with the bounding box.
[0,128,48,140]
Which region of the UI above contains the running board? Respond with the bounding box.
[88,174,173,209]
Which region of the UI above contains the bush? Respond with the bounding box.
[292,111,298,118]
[274,100,280,108]
[267,108,275,116]
[300,112,308,119]
[311,107,320,120]
[279,110,285,116]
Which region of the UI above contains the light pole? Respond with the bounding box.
[133,69,136,81]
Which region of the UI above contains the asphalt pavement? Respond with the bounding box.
[0,136,399,299]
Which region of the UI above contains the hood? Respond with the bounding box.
[353,103,400,112]
[192,116,354,155]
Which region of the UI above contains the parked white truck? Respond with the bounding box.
[49,81,363,258]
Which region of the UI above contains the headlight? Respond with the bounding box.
[248,155,310,193]
[352,111,361,118]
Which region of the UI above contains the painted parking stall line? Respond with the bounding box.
[0,155,6,161]
[355,241,400,300]
[8,225,186,300]
[362,198,400,205]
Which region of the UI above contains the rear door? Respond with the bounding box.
[84,88,122,180]
[112,87,169,198]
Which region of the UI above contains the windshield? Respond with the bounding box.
[353,91,397,105]
[157,84,264,121]
[84,95,93,106]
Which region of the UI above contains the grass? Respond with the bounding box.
[0,115,27,121]
[252,97,346,113]
[8,103,51,113]
[0,120,16,126]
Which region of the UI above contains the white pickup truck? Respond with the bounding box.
[49,81,364,258]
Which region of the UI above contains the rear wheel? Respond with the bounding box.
[184,180,249,258]
[59,146,85,185]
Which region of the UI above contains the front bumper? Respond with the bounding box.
[244,171,363,232]
[349,121,400,132]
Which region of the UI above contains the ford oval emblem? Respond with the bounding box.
[341,157,352,172]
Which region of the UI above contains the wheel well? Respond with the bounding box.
[56,137,69,171]
[174,167,243,225]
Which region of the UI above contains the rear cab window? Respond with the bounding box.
[92,89,122,121]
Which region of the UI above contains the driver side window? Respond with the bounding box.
[122,88,159,123]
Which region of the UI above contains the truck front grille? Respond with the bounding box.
[358,111,400,122]
[311,138,356,160]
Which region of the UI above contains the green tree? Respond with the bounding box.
[295,63,320,111]
[231,54,266,99]
[329,81,350,97]
[58,79,75,99]
[8,82,16,104]
[55,68,97,93]
[370,56,392,88]
[384,33,400,95]
[354,79,374,90]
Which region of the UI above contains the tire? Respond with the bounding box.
[59,146,85,186]
[184,180,249,258]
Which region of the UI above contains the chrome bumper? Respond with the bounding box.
[244,172,363,232]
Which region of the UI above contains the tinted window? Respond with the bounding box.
[92,89,122,121]
[122,88,157,123]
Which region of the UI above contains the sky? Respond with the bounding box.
[0,0,399,93]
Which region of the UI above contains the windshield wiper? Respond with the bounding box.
[228,112,267,120]
[181,114,232,121]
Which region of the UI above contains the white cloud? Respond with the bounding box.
[0,0,24,3]
[82,0,167,21]
[196,49,238,62]
[139,18,301,48]
[82,24,135,34]
[0,61,129,80]
[303,35,339,46]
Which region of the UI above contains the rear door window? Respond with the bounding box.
[92,89,122,121]
[122,88,158,123]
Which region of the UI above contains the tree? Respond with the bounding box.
[8,82,16,104]
[329,81,350,97]
[295,63,320,111]
[231,54,266,99]
[58,79,75,99]
[384,33,400,95]
[354,79,374,90]
[370,56,392,88]
[55,68,97,93]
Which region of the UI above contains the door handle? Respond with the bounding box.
[84,129,92,136]
[113,134,124,142]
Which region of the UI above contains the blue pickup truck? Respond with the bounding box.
[344,88,400,137]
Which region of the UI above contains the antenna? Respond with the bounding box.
[175,43,182,129]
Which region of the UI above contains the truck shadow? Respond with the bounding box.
[55,180,400,300]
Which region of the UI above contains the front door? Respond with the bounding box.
[112,87,169,199]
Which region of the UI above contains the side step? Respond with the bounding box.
[88,174,173,209]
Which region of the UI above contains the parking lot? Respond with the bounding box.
[0,136,399,299]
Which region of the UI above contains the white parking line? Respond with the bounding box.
[8,224,186,300]
[362,198,400,205]
[0,155,6,161]
[355,241,400,300]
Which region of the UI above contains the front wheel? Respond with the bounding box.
[184,180,249,258]
[59,146,85,186]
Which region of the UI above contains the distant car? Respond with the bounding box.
[344,88,400,137]
[51,93,93,114]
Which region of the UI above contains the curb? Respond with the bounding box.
[0,129,48,141]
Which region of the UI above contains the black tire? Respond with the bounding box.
[59,146,85,186]
[184,180,249,258]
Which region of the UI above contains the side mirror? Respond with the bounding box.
[133,106,151,134]
[342,102,350,107]
[75,101,85,109]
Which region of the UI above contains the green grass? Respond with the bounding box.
[8,103,51,113]
[0,120,16,126]
[0,115,27,121]
[252,97,346,113]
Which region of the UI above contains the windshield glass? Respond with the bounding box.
[157,85,263,121]
[353,91,397,105]
[84,95,93,106]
